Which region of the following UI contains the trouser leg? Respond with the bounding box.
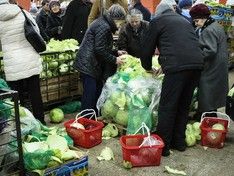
[157,72,185,149]
[80,73,103,116]
[8,79,25,106]
[26,75,45,123]
[171,70,201,146]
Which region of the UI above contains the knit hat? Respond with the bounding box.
[0,0,9,5]
[178,0,192,9]
[108,4,126,20]
[189,3,210,19]
[49,0,60,10]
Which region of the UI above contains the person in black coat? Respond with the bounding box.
[117,9,148,58]
[62,0,92,44]
[46,0,65,40]
[129,0,151,22]
[74,4,127,114]
[140,2,204,156]
[36,0,50,42]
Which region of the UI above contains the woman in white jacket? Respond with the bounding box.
[0,0,45,124]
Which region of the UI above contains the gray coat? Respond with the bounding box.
[198,20,229,112]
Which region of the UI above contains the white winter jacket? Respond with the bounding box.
[0,4,42,81]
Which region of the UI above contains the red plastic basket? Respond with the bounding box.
[120,134,164,167]
[64,118,104,149]
[200,112,230,148]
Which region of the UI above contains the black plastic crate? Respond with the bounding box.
[0,89,25,175]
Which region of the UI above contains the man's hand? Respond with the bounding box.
[116,56,125,65]
[117,50,127,56]
[146,67,162,76]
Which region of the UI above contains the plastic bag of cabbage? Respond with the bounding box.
[97,55,162,133]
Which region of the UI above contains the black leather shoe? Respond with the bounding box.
[162,147,170,156]
[171,144,186,152]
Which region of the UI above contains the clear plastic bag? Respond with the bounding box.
[97,72,162,132]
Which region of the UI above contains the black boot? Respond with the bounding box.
[162,145,170,157]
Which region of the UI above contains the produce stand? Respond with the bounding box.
[0,50,83,109]
[0,89,25,175]
[206,1,234,67]
[40,50,82,108]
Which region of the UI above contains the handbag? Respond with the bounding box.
[19,7,46,53]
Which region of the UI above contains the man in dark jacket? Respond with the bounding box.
[129,0,151,22]
[74,4,126,114]
[62,0,92,44]
[117,9,148,58]
[36,0,50,41]
[140,2,204,156]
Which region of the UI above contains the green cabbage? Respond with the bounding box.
[101,99,118,119]
[48,60,59,69]
[49,108,64,123]
[97,147,114,161]
[115,92,126,109]
[102,123,118,138]
[114,110,128,126]
[59,63,69,74]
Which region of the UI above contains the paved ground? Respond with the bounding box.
[47,70,234,176]
[81,121,234,176]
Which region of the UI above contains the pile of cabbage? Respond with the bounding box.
[97,55,163,133]
[9,106,85,172]
[40,39,79,79]
[185,122,201,147]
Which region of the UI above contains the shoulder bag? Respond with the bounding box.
[19,7,46,53]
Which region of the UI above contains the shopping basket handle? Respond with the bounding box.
[72,109,97,126]
[200,111,230,128]
[133,122,153,148]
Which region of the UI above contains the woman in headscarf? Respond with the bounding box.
[46,0,65,40]
[190,4,229,120]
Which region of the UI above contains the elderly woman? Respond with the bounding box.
[117,9,149,58]
[46,0,65,40]
[74,4,127,114]
[190,4,229,120]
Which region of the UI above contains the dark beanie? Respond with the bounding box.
[189,3,210,19]
[178,0,192,9]
[49,0,60,10]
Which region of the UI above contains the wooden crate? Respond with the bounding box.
[40,72,83,103]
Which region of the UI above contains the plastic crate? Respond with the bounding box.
[44,156,88,176]
[120,134,164,167]
[200,112,230,148]
[0,89,25,175]
[64,118,104,148]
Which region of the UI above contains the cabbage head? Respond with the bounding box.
[114,110,128,126]
[101,99,118,119]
